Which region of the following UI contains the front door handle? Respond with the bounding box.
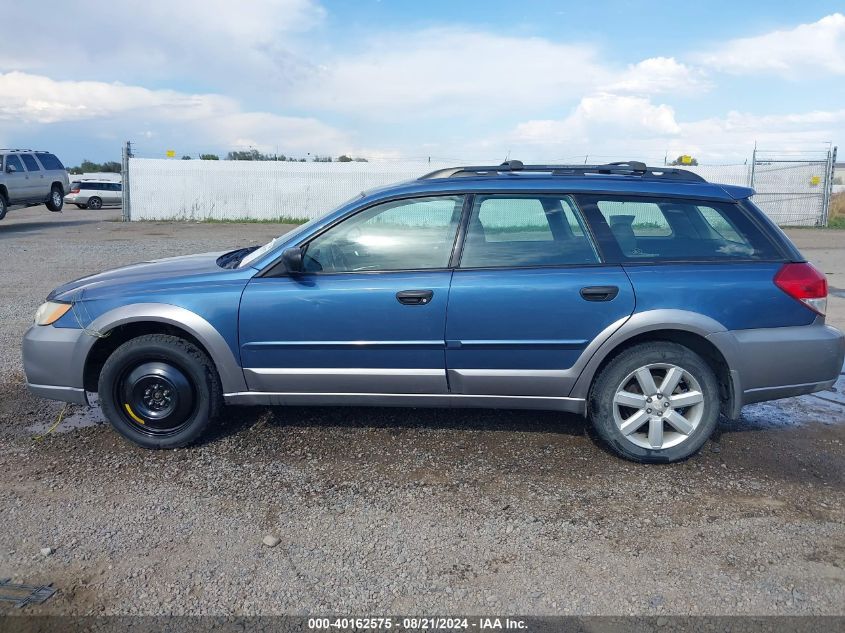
[580,285,619,302]
[396,289,434,305]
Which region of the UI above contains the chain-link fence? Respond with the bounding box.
[124,149,838,226]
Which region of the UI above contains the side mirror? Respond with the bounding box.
[6,164,16,173]
[282,247,303,273]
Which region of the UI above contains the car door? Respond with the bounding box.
[445,194,636,397]
[238,195,465,395]
[19,153,49,200]
[3,155,32,202]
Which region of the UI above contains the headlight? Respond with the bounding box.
[34,301,72,326]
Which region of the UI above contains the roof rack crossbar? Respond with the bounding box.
[419,161,706,183]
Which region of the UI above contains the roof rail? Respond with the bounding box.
[0,148,47,153]
[419,160,706,183]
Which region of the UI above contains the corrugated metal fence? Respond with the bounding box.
[126,150,837,226]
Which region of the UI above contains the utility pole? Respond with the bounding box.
[121,141,133,221]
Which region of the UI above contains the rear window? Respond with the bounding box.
[36,153,64,170]
[20,154,40,171]
[578,195,781,262]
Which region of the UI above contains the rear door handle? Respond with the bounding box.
[396,289,434,305]
[580,285,619,302]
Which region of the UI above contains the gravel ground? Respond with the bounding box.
[0,205,843,616]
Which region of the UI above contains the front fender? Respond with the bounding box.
[77,303,247,393]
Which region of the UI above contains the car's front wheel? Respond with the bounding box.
[46,185,64,211]
[589,341,720,463]
[0,194,7,221]
[75,204,87,209]
[98,334,222,449]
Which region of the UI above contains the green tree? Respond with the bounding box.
[182,155,192,160]
[337,154,353,162]
[200,154,219,160]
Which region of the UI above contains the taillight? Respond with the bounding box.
[70,188,80,193]
[774,262,828,315]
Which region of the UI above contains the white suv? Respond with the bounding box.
[0,150,71,220]
[64,179,123,210]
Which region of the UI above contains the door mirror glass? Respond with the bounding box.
[282,247,304,273]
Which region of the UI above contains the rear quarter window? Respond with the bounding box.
[578,195,782,262]
[36,153,64,170]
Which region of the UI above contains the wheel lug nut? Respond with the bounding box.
[646,408,652,414]
[646,397,652,403]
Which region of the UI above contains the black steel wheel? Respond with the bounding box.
[98,334,223,449]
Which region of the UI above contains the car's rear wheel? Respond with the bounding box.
[589,342,720,463]
[75,203,87,209]
[98,334,222,449]
[46,185,64,211]
[87,196,103,210]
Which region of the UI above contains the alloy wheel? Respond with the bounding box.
[611,363,705,450]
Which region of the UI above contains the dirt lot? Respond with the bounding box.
[0,205,843,616]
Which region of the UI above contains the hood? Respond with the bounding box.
[47,251,228,301]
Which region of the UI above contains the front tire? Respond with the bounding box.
[87,196,103,210]
[75,203,87,209]
[46,185,64,211]
[98,334,222,449]
[589,342,720,463]
[0,194,7,221]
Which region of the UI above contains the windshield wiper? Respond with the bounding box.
[216,246,259,269]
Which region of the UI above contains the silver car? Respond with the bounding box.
[64,179,123,210]
[0,149,70,220]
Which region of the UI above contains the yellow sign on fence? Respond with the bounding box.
[165,149,176,158]
[810,175,821,186]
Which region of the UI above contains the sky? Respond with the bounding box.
[1,0,844,165]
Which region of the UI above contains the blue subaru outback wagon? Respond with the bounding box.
[22,161,845,462]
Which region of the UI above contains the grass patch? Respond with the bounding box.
[196,216,310,225]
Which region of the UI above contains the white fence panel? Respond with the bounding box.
[128,157,833,226]
[128,159,452,221]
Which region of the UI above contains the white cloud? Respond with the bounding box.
[0,0,324,94]
[289,28,611,117]
[602,57,710,95]
[511,93,681,146]
[0,72,348,154]
[695,13,845,76]
[505,98,844,162]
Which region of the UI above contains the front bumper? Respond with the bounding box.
[22,324,90,405]
[709,322,845,414]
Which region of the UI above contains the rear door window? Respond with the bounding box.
[459,195,599,268]
[578,195,781,262]
[20,154,40,171]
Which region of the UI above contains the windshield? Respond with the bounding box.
[238,215,324,268]
[237,194,365,269]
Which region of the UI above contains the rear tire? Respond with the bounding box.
[46,185,64,211]
[589,342,720,463]
[98,334,223,449]
[87,196,103,210]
